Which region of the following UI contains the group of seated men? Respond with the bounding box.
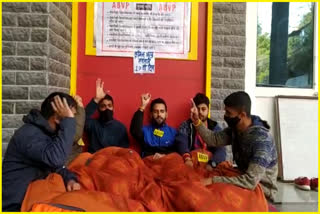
[2,78,278,211]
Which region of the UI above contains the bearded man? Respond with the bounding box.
[130,93,177,158]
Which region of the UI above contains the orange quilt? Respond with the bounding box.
[21,147,268,212]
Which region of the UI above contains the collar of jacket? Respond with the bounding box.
[23,109,56,136]
[151,123,168,129]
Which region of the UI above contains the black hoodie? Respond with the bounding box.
[2,109,77,211]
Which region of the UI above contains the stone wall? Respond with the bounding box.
[2,2,72,155]
[2,2,247,156]
[210,3,247,161]
[210,2,246,123]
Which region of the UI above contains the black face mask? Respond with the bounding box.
[224,115,240,129]
[99,109,113,122]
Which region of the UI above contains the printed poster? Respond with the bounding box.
[95,2,191,59]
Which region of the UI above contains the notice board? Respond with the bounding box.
[276,96,318,181]
[94,2,191,59]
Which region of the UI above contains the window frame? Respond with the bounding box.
[245,2,318,98]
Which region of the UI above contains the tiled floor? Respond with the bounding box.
[273,181,318,212]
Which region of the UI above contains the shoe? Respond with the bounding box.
[294,177,310,191]
[310,178,318,191]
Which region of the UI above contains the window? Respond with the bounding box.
[256,2,315,89]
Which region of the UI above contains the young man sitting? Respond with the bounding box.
[130,93,177,158]
[190,91,278,201]
[85,78,129,153]
[176,93,226,168]
[2,93,81,211]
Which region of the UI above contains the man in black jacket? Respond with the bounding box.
[85,78,129,153]
[2,92,80,211]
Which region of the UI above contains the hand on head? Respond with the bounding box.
[51,95,74,118]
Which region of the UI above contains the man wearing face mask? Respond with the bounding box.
[130,93,177,158]
[85,78,129,153]
[190,91,278,202]
[2,93,80,211]
[176,93,226,168]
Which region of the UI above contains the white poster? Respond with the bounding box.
[95,2,191,59]
[134,50,155,74]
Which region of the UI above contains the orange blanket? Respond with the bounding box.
[21,147,268,212]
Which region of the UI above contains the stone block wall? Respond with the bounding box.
[210,3,246,123]
[210,3,247,161]
[2,2,72,154]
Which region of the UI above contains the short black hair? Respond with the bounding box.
[224,91,251,117]
[193,93,210,107]
[99,94,114,105]
[150,98,167,112]
[41,92,77,119]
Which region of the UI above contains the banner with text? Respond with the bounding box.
[95,2,191,58]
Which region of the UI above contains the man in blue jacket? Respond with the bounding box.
[2,93,80,211]
[85,78,129,153]
[130,93,177,158]
[176,93,226,168]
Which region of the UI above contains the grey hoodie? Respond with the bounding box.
[195,115,278,201]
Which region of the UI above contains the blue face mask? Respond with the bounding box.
[224,115,240,129]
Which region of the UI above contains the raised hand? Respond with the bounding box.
[94,78,106,103]
[140,93,151,111]
[190,98,200,124]
[74,95,83,108]
[51,95,74,118]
